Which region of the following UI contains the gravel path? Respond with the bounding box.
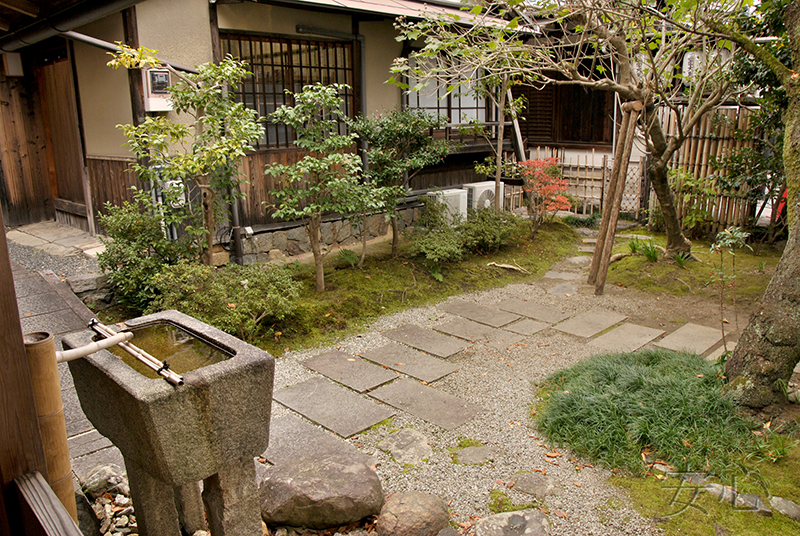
[272,267,680,536]
[7,239,100,278]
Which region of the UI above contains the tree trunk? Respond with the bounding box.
[391,214,400,258]
[725,18,800,410]
[308,215,325,292]
[648,158,692,254]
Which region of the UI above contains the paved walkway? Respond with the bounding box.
[8,220,730,485]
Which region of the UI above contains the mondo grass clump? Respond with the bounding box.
[536,349,759,475]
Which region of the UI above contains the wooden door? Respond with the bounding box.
[34,41,90,231]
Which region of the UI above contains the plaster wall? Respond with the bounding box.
[73,15,132,158]
[361,19,403,116]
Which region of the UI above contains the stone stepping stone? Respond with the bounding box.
[17,293,69,317]
[543,271,581,280]
[503,318,549,336]
[383,324,469,359]
[553,309,628,338]
[360,343,459,383]
[264,414,378,467]
[548,282,578,295]
[369,378,482,430]
[565,256,592,266]
[302,351,397,393]
[655,323,722,355]
[436,318,524,350]
[705,341,736,361]
[453,446,500,465]
[378,428,432,465]
[495,298,570,324]
[512,471,564,499]
[14,275,48,298]
[274,377,395,438]
[578,245,595,253]
[439,300,520,327]
[589,323,664,353]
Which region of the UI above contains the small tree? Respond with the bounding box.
[108,44,264,264]
[350,109,452,256]
[266,84,365,292]
[520,158,571,236]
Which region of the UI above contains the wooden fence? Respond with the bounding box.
[87,156,143,231]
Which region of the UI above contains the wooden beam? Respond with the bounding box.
[0,0,38,18]
[122,7,145,127]
[0,17,10,32]
[14,472,82,535]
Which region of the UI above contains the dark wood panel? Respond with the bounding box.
[36,59,83,204]
[0,66,52,227]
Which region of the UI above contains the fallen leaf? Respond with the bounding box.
[325,313,331,317]
[539,343,550,347]
[545,459,559,465]
[554,510,569,519]
[545,451,563,458]
[536,441,544,447]
[365,276,371,279]
[227,303,236,308]
[682,439,693,448]
[573,482,582,487]
[550,353,557,356]
[530,409,537,415]
[696,374,705,378]
[494,479,505,486]
[507,481,515,488]
[395,363,405,366]
[347,358,356,362]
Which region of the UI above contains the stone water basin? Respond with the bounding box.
[64,310,274,536]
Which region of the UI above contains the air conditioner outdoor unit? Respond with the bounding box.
[426,189,468,224]
[463,181,503,211]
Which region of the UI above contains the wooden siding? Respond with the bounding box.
[237,149,304,226]
[0,68,52,227]
[87,157,142,231]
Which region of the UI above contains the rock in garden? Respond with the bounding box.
[770,496,800,520]
[375,491,449,536]
[474,510,549,536]
[81,465,129,499]
[703,484,771,516]
[512,472,563,499]
[378,429,433,465]
[453,446,499,465]
[258,454,383,529]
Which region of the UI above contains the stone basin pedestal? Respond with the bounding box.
[64,310,274,536]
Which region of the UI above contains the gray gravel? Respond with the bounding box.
[273,276,665,536]
[7,239,100,278]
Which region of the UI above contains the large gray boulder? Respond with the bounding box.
[375,491,449,536]
[474,510,549,536]
[258,455,383,529]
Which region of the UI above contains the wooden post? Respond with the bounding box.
[588,108,633,285]
[0,210,47,535]
[594,102,641,295]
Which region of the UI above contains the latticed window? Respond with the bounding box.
[221,32,356,149]
[403,57,488,125]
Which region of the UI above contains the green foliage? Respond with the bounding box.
[710,226,753,337]
[640,240,661,263]
[671,250,692,268]
[671,169,718,239]
[98,191,196,311]
[460,208,520,255]
[337,249,360,269]
[109,45,264,247]
[266,84,377,290]
[350,109,451,188]
[520,158,570,236]
[536,349,760,475]
[147,262,300,342]
[561,212,601,228]
[408,228,465,266]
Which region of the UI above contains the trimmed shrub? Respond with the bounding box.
[147,262,301,342]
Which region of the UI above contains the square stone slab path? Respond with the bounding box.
[502,318,550,336]
[369,378,483,431]
[264,414,379,467]
[495,298,570,324]
[383,324,470,358]
[553,309,628,338]
[302,350,397,393]
[360,343,459,383]
[439,300,520,327]
[655,323,723,355]
[588,323,665,353]
[436,318,524,350]
[273,377,395,437]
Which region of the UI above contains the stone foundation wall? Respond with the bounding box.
[239,206,419,264]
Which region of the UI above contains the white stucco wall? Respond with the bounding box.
[73,15,132,158]
[136,0,213,69]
